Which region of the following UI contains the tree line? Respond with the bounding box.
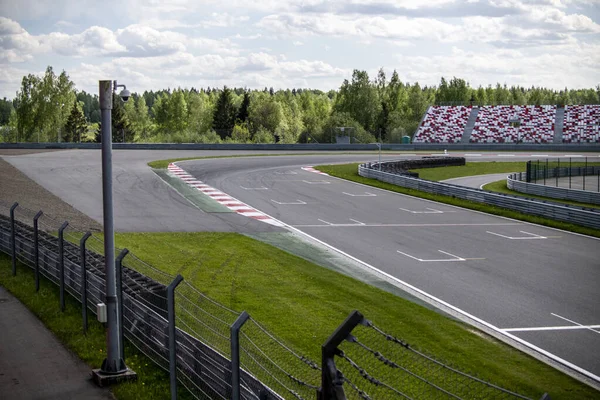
[1,66,598,143]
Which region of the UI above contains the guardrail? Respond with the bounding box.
[359,162,600,230]
[1,142,600,152]
[508,169,600,205]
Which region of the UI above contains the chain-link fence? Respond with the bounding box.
[0,200,550,400]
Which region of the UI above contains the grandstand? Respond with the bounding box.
[413,106,471,143]
[412,104,599,144]
[563,105,600,143]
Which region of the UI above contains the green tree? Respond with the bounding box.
[13,66,76,142]
[0,98,14,125]
[64,100,87,142]
[334,70,380,133]
[248,92,282,135]
[237,91,250,123]
[212,86,236,139]
[186,90,214,135]
[168,90,188,132]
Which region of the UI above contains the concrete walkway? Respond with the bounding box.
[0,285,114,400]
[441,172,516,189]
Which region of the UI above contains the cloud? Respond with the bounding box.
[115,25,186,56]
[394,43,600,89]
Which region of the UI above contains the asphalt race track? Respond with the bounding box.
[3,149,600,385]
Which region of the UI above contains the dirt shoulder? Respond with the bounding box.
[0,156,102,232]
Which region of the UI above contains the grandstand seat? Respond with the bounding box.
[562,105,600,143]
[413,106,470,143]
[469,105,555,144]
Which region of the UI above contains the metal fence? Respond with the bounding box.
[360,161,600,230]
[522,158,600,193]
[0,200,549,400]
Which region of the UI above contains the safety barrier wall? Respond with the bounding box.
[508,168,600,205]
[359,163,600,230]
[1,142,600,152]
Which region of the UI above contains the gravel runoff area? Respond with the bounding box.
[0,150,102,232]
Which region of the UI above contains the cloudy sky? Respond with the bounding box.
[1,0,599,98]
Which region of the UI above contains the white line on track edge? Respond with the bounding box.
[169,161,600,386]
[294,166,600,385]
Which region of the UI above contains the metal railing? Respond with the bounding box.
[359,161,600,230]
[0,201,549,399]
[506,159,600,205]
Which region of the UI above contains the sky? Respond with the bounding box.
[0,0,599,98]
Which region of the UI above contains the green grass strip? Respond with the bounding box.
[411,161,527,181]
[0,254,193,400]
[110,232,598,399]
[316,163,600,238]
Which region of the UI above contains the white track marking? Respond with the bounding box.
[552,313,600,335]
[497,154,515,157]
[464,154,482,157]
[342,192,377,197]
[317,218,366,227]
[294,222,521,228]
[486,231,560,240]
[349,219,366,225]
[563,155,584,158]
[502,325,600,332]
[240,186,269,190]
[285,217,600,383]
[302,180,331,184]
[271,199,307,205]
[397,249,485,262]
[399,207,455,214]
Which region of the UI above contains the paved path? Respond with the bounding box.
[441,172,516,189]
[0,285,114,400]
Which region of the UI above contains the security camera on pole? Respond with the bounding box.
[92,80,136,386]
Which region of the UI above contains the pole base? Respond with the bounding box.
[91,367,137,387]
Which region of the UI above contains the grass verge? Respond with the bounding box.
[484,179,600,209]
[411,161,527,181]
[316,163,600,238]
[110,231,599,399]
[0,253,193,400]
[1,234,597,398]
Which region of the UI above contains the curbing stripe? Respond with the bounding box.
[167,163,284,227]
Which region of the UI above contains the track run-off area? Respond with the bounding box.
[3,149,600,388]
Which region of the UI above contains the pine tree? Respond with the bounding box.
[64,100,87,142]
[212,86,236,139]
[237,91,250,123]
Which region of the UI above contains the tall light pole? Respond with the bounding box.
[92,80,135,385]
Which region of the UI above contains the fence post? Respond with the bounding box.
[569,158,572,189]
[231,311,250,400]
[167,274,184,400]
[10,202,18,276]
[58,221,69,312]
[556,158,559,187]
[80,232,92,334]
[318,310,364,400]
[33,211,43,291]
[116,248,129,361]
